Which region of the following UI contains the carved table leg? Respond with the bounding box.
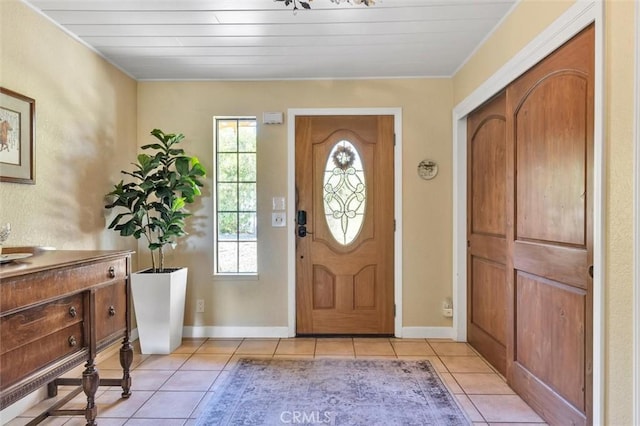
[119,337,134,398]
[82,359,99,426]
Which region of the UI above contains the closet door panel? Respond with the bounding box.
[506,24,593,426]
[467,92,508,375]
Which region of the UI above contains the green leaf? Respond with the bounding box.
[172,197,186,211]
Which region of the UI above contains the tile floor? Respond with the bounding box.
[6,338,547,425]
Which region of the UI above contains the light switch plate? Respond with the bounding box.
[272,196,286,211]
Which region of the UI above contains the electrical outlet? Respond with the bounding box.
[196,299,205,313]
[442,299,453,318]
[272,212,286,227]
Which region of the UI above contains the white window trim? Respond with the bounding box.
[633,0,640,423]
[212,116,258,277]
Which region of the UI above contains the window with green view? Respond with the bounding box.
[214,117,257,274]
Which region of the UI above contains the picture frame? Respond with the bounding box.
[0,87,35,184]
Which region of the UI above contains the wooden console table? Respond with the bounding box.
[0,249,134,425]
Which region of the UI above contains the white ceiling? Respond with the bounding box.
[23,0,517,80]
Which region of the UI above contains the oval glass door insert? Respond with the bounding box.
[323,140,366,245]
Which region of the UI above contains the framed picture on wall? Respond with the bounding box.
[0,87,35,184]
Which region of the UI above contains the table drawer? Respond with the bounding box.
[0,323,85,390]
[1,257,127,312]
[0,294,84,355]
[95,281,127,343]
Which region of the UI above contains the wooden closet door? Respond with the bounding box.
[467,93,508,375]
[506,25,594,425]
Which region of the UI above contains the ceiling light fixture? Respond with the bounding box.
[275,0,375,11]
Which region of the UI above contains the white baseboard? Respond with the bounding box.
[183,326,290,338]
[401,327,460,340]
[182,326,459,340]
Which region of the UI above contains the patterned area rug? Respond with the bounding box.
[195,358,471,425]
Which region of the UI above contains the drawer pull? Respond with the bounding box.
[108,305,116,317]
[108,266,116,278]
[69,306,77,317]
[68,336,77,347]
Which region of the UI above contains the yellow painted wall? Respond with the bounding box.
[453,0,638,423]
[2,0,637,422]
[137,79,455,328]
[0,0,138,254]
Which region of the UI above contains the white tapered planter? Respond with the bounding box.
[131,267,188,354]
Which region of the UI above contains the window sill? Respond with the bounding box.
[212,273,259,282]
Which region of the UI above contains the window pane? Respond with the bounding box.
[215,117,257,274]
[238,212,257,240]
[238,242,257,273]
[218,212,237,240]
[218,183,237,211]
[238,153,256,181]
[238,121,256,152]
[217,153,237,182]
[239,183,256,211]
[217,120,238,152]
[217,242,238,273]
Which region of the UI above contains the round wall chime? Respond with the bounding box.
[417,159,438,180]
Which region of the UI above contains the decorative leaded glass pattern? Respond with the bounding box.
[323,140,366,245]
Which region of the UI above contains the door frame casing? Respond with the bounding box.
[452,0,604,423]
[287,108,403,337]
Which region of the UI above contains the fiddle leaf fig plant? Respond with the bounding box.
[105,129,206,272]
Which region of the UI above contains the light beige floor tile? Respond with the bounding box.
[391,340,435,356]
[179,354,231,371]
[95,390,155,418]
[440,356,494,373]
[454,394,485,423]
[161,370,220,391]
[353,339,395,356]
[315,339,354,356]
[129,369,174,390]
[469,395,545,423]
[173,339,206,354]
[224,355,273,370]
[235,339,279,355]
[133,391,205,419]
[4,417,69,426]
[438,372,464,394]
[65,418,127,426]
[430,342,478,356]
[397,355,447,373]
[97,368,128,380]
[354,355,397,360]
[98,352,148,371]
[195,339,242,354]
[273,354,315,359]
[275,339,316,355]
[313,354,356,359]
[487,423,548,425]
[124,419,187,426]
[136,354,190,371]
[453,373,515,395]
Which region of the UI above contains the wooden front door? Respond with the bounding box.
[467,92,508,376]
[506,26,594,425]
[295,115,394,335]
